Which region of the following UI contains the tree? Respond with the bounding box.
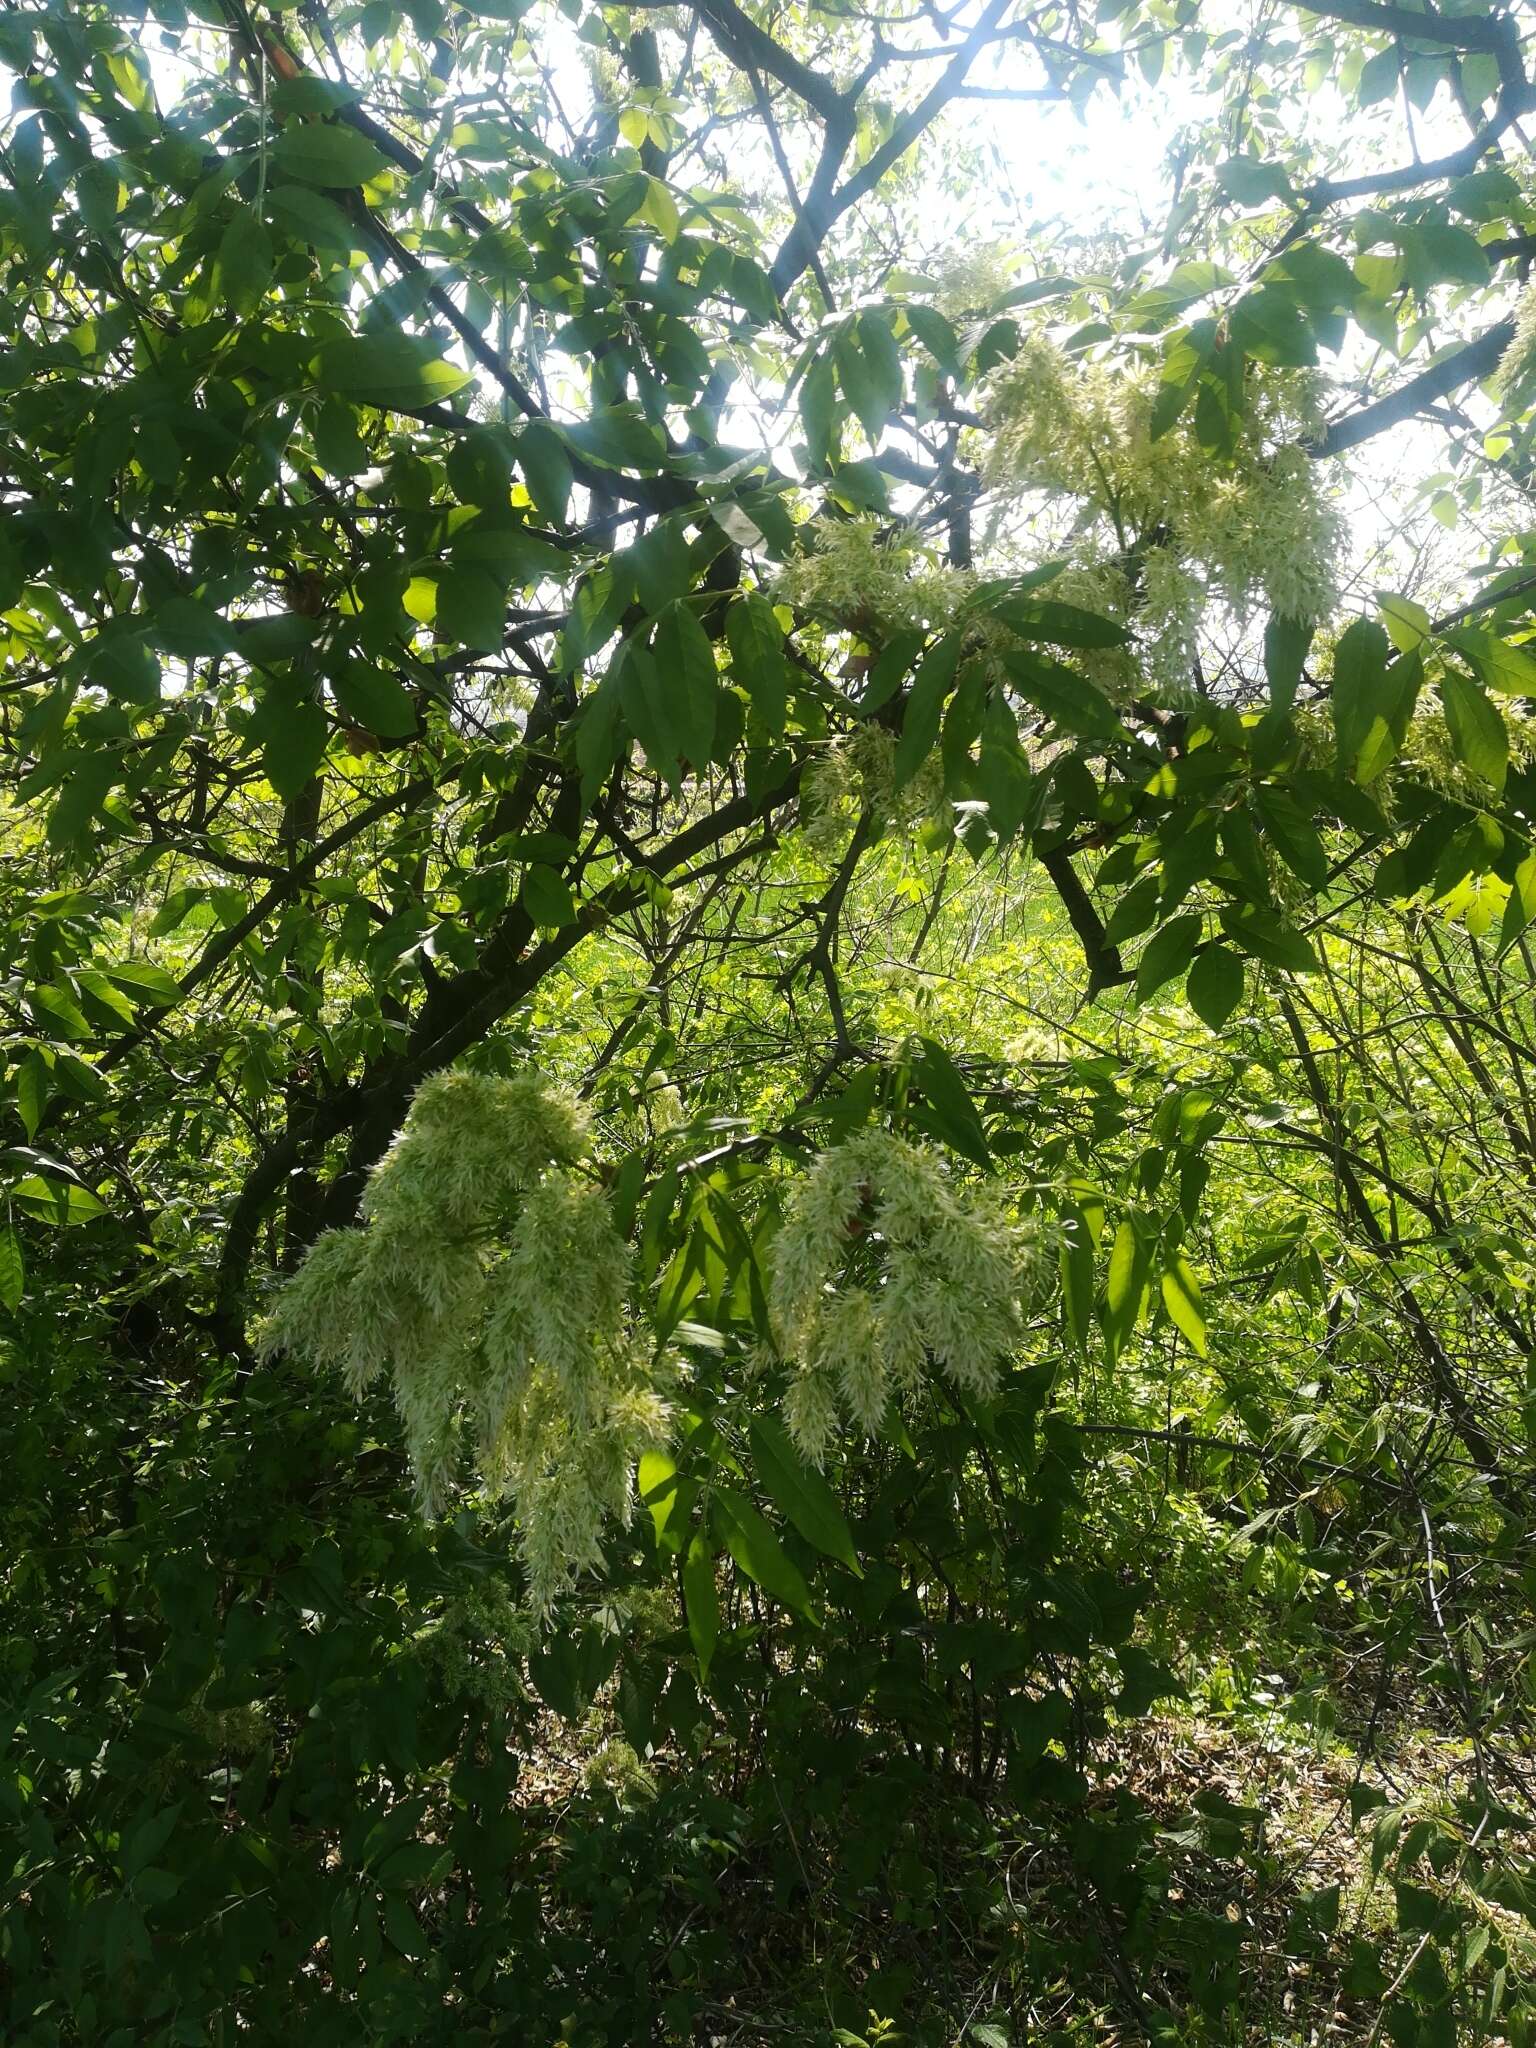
[4,0,1536,2038]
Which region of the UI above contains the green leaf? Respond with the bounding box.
[516,420,573,524]
[1220,905,1320,974]
[249,689,327,800]
[1003,650,1122,741]
[1115,1643,1185,1717]
[267,183,364,252]
[912,1036,991,1170]
[1124,259,1232,326]
[652,601,721,772]
[714,1487,817,1621]
[152,597,237,659]
[332,663,417,739]
[562,407,668,474]
[0,1223,23,1311]
[1442,668,1508,790]
[1264,612,1312,710]
[894,636,962,788]
[1218,155,1294,206]
[13,1175,106,1225]
[799,351,838,469]
[575,671,624,801]
[1378,591,1430,653]
[312,337,473,413]
[212,206,273,317]
[1332,620,1418,784]
[1186,946,1244,1030]
[14,1052,49,1140]
[1102,1215,1149,1361]
[433,565,505,652]
[1134,913,1202,1003]
[905,303,960,374]
[749,1415,860,1574]
[1405,220,1489,289]
[521,864,577,929]
[639,1448,683,1551]
[1255,787,1329,889]
[995,598,1128,650]
[1448,628,1536,697]
[105,962,181,1007]
[1160,1253,1208,1356]
[1499,850,1536,956]
[834,311,902,443]
[725,592,787,736]
[1230,288,1316,368]
[86,631,161,705]
[381,1893,426,1961]
[683,1534,719,1680]
[271,124,391,189]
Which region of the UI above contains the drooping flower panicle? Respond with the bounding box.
[258,1068,666,1609]
[770,1130,1035,1464]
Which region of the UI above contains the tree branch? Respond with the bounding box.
[770,0,1014,297]
[1308,320,1513,458]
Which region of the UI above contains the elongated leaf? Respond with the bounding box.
[1134,913,1202,1003]
[894,636,962,788]
[714,1487,817,1621]
[15,1051,49,1140]
[1220,906,1320,974]
[333,663,417,739]
[268,183,363,251]
[521,864,576,929]
[725,592,786,736]
[1255,787,1329,889]
[312,337,472,413]
[1003,649,1122,741]
[1442,668,1508,790]
[1449,627,1536,697]
[272,124,391,189]
[1160,1254,1208,1356]
[639,1449,682,1550]
[912,1036,990,1170]
[749,1416,860,1573]
[683,1534,719,1680]
[0,1223,22,1311]
[995,598,1128,649]
[652,601,720,772]
[1186,946,1244,1030]
[1264,613,1312,709]
[1102,1215,1149,1362]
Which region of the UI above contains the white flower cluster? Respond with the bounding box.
[258,1069,668,1609]
[769,1130,1033,1464]
[979,333,1339,659]
[1498,288,1536,411]
[921,243,1019,319]
[775,516,973,638]
[798,723,944,857]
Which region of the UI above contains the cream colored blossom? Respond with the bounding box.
[775,516,973,637]
[770,1129,1036,1462]
[978,332,1339,654]
[258,1067,667,1609]
[1498,288,1536,410]
[922,243,1019,319]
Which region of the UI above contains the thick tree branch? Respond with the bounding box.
[1308,320,1513,458]
[1307,76,1535,203]
[1297,0,1524,78]
[770,0,1014,297]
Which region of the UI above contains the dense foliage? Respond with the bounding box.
[5,0,1536,2038]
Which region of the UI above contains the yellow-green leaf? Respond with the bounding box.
[1161,1254,1208,1357]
